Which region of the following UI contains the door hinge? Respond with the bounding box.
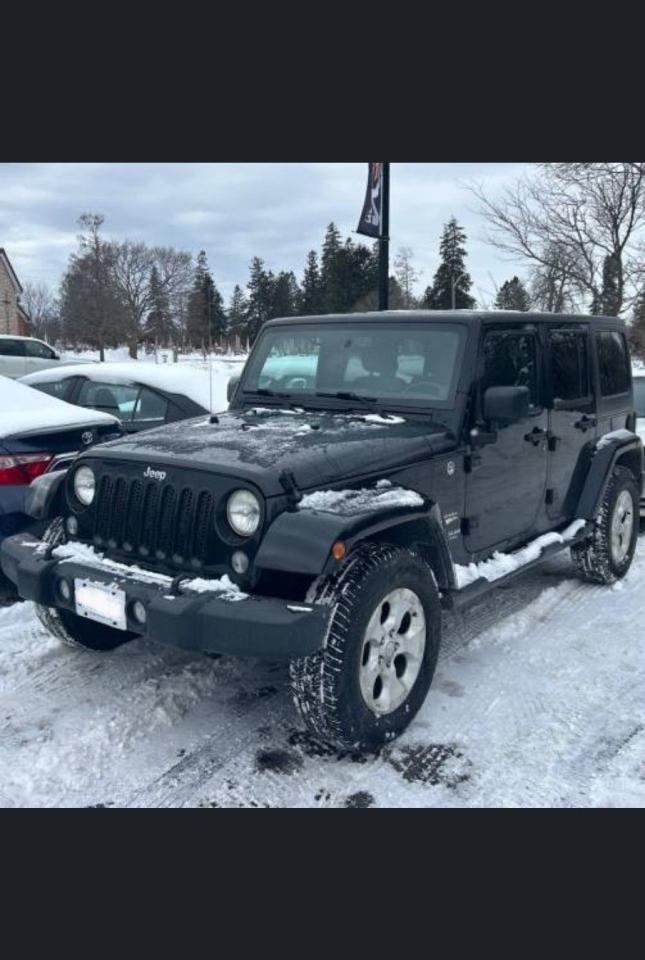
[463,452,482,473]
[547,433,561,452]
[460,517,479,535]
[545,488,556,505]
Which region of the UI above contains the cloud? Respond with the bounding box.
[0,162,532,304]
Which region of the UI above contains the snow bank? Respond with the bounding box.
[299,482,424,516]
[0,374,119,439]
[454,519,587,588]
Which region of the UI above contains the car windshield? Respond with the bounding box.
[241,322,465,408]
[633,377,645,416]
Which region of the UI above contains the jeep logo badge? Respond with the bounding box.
[81,431,94,445]
[143,466,167,481]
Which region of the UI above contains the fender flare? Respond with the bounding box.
[24,469,67,522]
[576,432,643,520]
[254,500,457,591]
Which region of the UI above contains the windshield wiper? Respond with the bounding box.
[315,391,379,405]
[242,387,292,399]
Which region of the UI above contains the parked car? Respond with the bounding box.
[0,335,89,379]
[632,371,645,514]
[0,375,121,543]
[2,311,642,752]
[20,362,215,433]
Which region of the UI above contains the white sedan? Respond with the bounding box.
[0,335,88,379]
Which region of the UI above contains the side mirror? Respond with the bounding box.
[483,386,530,423]
[227,375,241,403]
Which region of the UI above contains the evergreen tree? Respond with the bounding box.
[599,254,621,316]
[422,218,476,310]
[320,222,344,312]
[145,265,174,344]
[270,271,299,319]
[227,285,248,341]
[186,251,225,349]
[494,276,531,311]
[299,250,324,315]
[628,288,645,359]
[246,257,274,342]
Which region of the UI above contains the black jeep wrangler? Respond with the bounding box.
[1,311,642,751]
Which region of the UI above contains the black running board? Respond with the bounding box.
[442,523,592,612]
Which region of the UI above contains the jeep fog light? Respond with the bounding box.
[231,550,249,574]
[73,466,96,506]
[226,490,260,537]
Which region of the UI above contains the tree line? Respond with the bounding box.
[19,162,645,358]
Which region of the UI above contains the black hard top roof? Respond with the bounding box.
[265,309,625,328]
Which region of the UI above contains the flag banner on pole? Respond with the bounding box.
[356,162,384,238]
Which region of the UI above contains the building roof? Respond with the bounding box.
[0,248,23,295]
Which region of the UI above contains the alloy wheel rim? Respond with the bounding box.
[359,588,426,716]
[610,489,634,564]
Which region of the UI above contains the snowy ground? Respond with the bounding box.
[1,538,644,808]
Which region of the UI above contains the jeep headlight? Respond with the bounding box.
[226,489,260,537]
[73,465,96,506]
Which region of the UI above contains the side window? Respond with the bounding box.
[0,339,25,357]
[31,380,69,399]
[133,388,168,422]
[596,332,630,397]
[76,380,140,419]
[24,340,55,359]
[549,329,589,402]
[481,331,539,405]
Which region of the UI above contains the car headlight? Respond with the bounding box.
[73,465,96,506]
[226,489,261,537]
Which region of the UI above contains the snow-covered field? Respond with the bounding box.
[1,540,643,808]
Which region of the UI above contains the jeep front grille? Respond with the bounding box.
[90,474,214,567]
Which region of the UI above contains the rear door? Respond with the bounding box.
[545,324,595,522]
[0,339,26,378]
[464,324,548,553]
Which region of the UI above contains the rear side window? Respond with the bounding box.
[481,331,539,405]
[596,332,630,396]
[0,339,25,357]
[549,328,589,402]
[133,388,168,422]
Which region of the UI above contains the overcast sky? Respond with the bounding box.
[0,163,532,305]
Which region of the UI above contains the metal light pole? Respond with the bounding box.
[378,163,391,311]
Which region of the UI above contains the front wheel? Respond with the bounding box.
[290,543,442,753]
[571,466,639,584]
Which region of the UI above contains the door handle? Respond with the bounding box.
[574,415,597,432]
[524,427,548,446]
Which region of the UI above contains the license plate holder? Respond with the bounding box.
[74,579,128,631]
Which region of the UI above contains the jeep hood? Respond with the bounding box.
[90,409,455,497]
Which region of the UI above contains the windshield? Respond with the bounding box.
[241,322,465,408]
[633,378,645,416]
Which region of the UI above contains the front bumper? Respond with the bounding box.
[0,534,330,660]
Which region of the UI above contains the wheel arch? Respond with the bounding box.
[576,434,643,520]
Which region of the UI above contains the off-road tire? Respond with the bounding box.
[571,466,639,585]
[35,518,136,651]
[289,543,442,753]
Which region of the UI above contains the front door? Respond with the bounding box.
[464,326,548,554]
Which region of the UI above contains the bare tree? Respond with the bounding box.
[472,163,645,315]
[21,281,57,340]
[393,247,421,308]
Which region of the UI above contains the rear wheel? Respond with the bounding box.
[290,543,442,753]
[571,466,639,584]
[35,518,136,651]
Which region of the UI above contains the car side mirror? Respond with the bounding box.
[483,386,530,423]
[227,375,241,403]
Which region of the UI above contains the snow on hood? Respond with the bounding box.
[89,408,455,497]
[0,374,119,439]
[298,480,424,515]
[20,360,242,413]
